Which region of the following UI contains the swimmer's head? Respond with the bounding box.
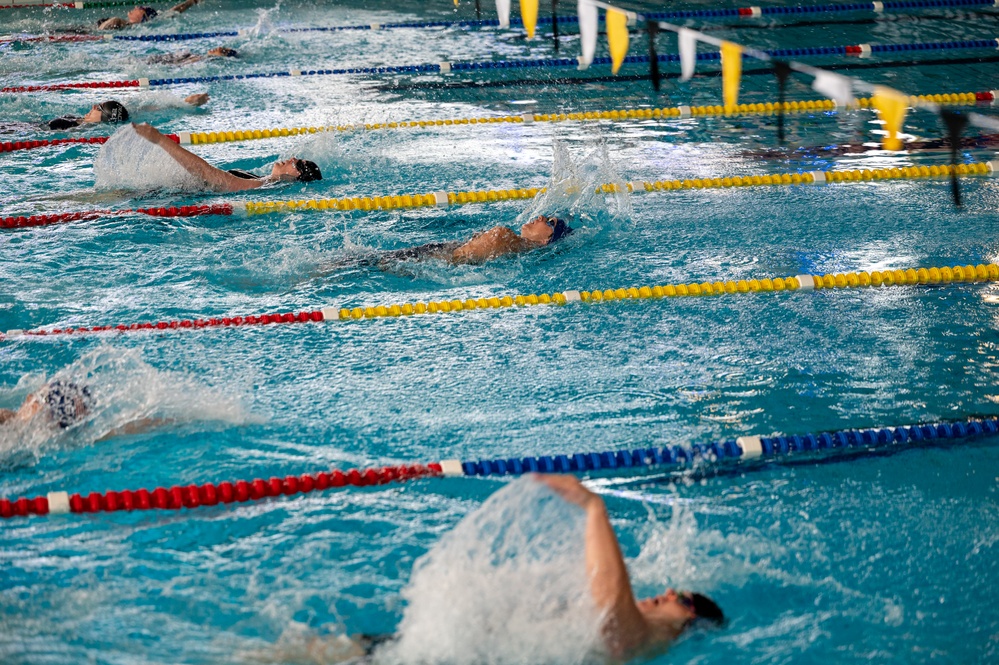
[636,588,724,639]
[82,101,130,124]
[521,215,574,245]
[294,159,322,183]
[272,157,323,183]
[207,47,239,58]
[41,380,94,429]
[128,5,157,23]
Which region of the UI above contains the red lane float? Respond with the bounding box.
[0,463,444,518]
[12,309,327,339]
[0,201,231,229]
[1,79,139,93]
[1,133,177,154]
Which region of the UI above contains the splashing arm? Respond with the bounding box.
[132,123,266,192]
[0,408,14,425]
[535,475,649,656]
[95,417,174,442]
[170,0,200,14]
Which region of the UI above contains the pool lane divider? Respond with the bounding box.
[4,263,998,341]
[5,90,996,155]
[5,37,999,93]
[2,416,997,519]
[3,0,995,26]
[2,161,996,230]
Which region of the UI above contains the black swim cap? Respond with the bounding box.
[216,47,239,58]
[547,217,573,244]
[295,159,322,183]
[99,101,129,124]
[690,593,725,627]
[48,116,82,131]
[43,380,94,429]
[138,6,158,20]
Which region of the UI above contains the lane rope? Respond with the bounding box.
[5,90,995,154]
[4,37,998,93]
[3,161,995,229]
[2,416,996,518]
[4,262,999,340]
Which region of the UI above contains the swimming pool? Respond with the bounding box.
[2,0,998,662]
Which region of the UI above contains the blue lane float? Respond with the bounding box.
[136,38,999,87]
[103,0,999,41]
[443,417,999,478]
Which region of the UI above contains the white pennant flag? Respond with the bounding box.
[496,0,510,29]
[811,71,854,107]
[577,0,598,69]
[679,28,697,82]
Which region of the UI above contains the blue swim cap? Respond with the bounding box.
[547,217,573,244]
[43,380,93,428]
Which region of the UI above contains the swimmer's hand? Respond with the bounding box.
[132,122,168,145]
[534,473,599,508]
[184,93,210,107]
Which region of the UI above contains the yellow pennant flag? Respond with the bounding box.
[720,41,742,109]
[454,0,459,5]
[872,86,909,150]
[520,0,538,39]
[606,9,629,75]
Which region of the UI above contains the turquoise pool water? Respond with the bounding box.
[2,0,999,662]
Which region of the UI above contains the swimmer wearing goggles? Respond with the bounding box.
[47,101,129,131]
[131,123,322,192]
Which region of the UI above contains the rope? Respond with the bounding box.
[3,416,996,518]
[5,90,994,155]
[4,263,998,340]
[1,133,182,154]
[3,162,995,229]
[0,203,231,229]
[4,37,997,93]
[0,0,171,8]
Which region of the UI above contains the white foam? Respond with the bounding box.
[93,124,203,192]
[383,477,602,665]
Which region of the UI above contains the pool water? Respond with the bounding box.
[2,0,998,663]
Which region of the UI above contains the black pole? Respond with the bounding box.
[773,61,791,145]
[475,0,481,20]
[647,21,660,92]
[552,0,559,52]
[941,109,969,208]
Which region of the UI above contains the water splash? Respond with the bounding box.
[517,139,632,232]
[0,346,258,467]
[93,124,203,192]
[382,477,602,665]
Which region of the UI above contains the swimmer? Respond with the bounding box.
[537,474,723,659]
[45,95,210,131]
[146,46,239,66]
[96,0,200,30]
[741,133,999,159]
[278,474,722,663]
[47,100,129,131]
[0,381,93,430]
[131,122,322,192]
[340,215,574,273]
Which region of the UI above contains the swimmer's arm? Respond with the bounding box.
[95,417,174,442]
[537,475,648,656]
[170,0,200,13]
[0,408,14,425]
[97,17,127,29]
[452,226,531,264]
[132,123,265,192]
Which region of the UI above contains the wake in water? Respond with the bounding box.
[381,478,601,665]
[0,346,258,468]
[94,123,204,192]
